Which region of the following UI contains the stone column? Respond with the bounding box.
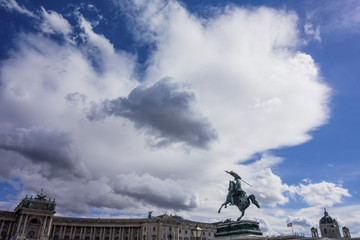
[90,227,94,239]
[72,226,77,239]
[47,217,53,236]
[72,226,75,240]
[69,226,74,239]
[22,214,29,235]
[16,215,23,234]
[0,220,4,237]
[158,223,162,240]
[80,226,84,240]
[100,227,103,240]
[74,226,78,239]
[59,225,63,240]
[121,227,124,240]
[51,225,56,240]
[61,225,66,239]
[41,216,48,237]
[6,222,13,239]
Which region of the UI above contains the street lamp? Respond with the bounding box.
[192,225,203,240]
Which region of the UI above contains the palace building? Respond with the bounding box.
[0,194,217,240]
[1,194,358,240]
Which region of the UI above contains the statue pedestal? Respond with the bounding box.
[215,220,263,240]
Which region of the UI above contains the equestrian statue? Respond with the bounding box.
[218,170,260,221]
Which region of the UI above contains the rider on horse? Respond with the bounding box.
[226,171,246,205]
[219,171,260,221]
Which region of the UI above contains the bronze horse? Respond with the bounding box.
[218,192,260,221]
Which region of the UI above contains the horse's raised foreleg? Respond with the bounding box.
[218,203,227,213]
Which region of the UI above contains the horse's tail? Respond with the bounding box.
[248,194,260,208]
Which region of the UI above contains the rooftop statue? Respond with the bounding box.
[218,170,260,221]
[36,188,47,200]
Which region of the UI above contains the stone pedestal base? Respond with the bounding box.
[215,220,263,240]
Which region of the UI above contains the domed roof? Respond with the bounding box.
[320,209,338,225]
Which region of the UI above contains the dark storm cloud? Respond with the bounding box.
[87,78,217,149]
[113,173,198,211]
[41,179,136,215]
[0,127,87,179]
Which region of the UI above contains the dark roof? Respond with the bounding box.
[320,209,338,225]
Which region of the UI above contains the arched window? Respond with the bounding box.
[30,219,39,224]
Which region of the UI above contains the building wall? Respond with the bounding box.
[0,210,216,240]
[0,213,17,240]
[319,222,341,239]
[47,216,216,240]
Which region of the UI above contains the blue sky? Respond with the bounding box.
[0,0,359,237]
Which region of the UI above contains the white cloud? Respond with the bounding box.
[0,0,352,236]
[0,200,18,211]
[40,7,72,38]
[130,2,331,161]
[77,13,115,59]
[0,0,35,17]
[287,181,351,207]
[305,0,360,36]
[0,0,328,205]
[304,22,321,42]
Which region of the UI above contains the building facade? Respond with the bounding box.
[310,208,354,239]
[0,195,216,240]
